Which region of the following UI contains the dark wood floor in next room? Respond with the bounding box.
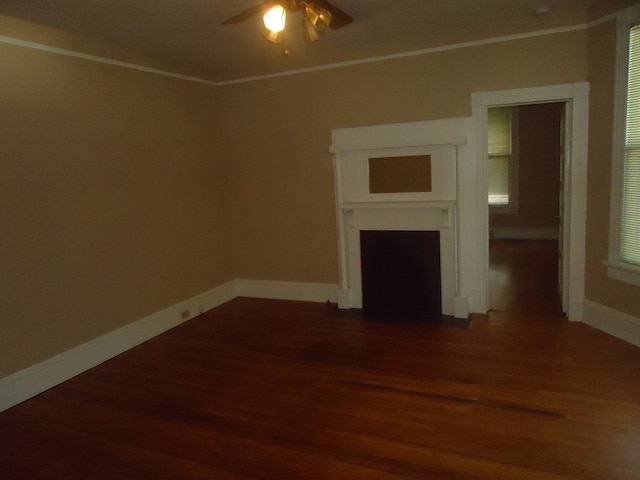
[1,297,640,479]
[489,239,563,314]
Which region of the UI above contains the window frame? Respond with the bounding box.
[488,107,519,214]
[607,5,640,286]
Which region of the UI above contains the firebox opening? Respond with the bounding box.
[360,230,442,322]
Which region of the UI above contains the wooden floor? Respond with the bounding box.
[489,239,562,314]
[2,297,640,479]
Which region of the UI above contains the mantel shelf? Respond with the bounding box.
[340,201,456,211]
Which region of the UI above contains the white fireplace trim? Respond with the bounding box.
[340,202,458,316]
[331,118,471,318]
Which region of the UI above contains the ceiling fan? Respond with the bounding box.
[221,0,353,43]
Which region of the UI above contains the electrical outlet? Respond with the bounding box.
[181,309,190,320]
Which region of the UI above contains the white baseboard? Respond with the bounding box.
[583,299,640,347]
[337,289,350,309]
[490,227,559,240]
[235,279,339,303]
[469,289,488,314]
[0,279,340,412]
[0,280,237,413]
[567,297,584,322]
[4,279,637,414]
[454,295,470,318]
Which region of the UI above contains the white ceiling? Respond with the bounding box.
[0,0,629,82]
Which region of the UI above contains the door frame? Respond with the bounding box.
[470,83,589,321]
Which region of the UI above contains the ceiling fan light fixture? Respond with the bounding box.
[222,0,353,44]
[263,4,286,33]
[304,4,332,31]
[303,16,324,42]
[302,4,332,42]
[263,28,284,43]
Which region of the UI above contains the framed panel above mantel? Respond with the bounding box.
[331,117,473,319]
[336,145,458,204]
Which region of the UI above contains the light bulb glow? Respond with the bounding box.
[263,5,286,33]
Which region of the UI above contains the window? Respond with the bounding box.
[608,5,640,286]
[487,107,518,211]
[622,27,640,266]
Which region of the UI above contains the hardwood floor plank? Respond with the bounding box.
[489,239,562,314]
[1,297,640,479]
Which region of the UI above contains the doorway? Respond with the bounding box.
[471,82,589,321]
[488,103,564,314]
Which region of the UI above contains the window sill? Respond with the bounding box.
[489,206,518,215]
[604,260,640,287]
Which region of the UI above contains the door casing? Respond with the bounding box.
[470,83,589,321]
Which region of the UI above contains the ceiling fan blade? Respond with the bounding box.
[221,2,272,25]
[311,0,352,29]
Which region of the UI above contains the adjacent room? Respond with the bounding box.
[488,102,565,315]
[1,1,640,478]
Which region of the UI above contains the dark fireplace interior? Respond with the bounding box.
[360,230,442,322]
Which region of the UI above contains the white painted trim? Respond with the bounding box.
[235,279,339,303]
[469,289,488,314]
[330,118,467,153]
[0,281,237,413]
[471,83,589,322]
[0,12,617,87]
[219,24,592,86]
[604,260,640,287]
[589,13,618,29]
[4,277,637,413]
[0,278,343,412]
[0,35,219,86]
[607,5,640,288]
[583,299,640,347]
[331,118,472,318]
[489,227,559,240]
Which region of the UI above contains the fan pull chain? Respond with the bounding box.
[283,29,290,57]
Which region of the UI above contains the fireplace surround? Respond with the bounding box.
[331,118,469,318]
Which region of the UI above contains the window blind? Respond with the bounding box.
[488,108,512,156]
[622,26,640,265]
[488,156,510,205]
[488,107,512,205]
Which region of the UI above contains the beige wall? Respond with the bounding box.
[585,20,640,318]
[0,15,218,81]
[0,41,233,377]
[490,103,563,230]
[3,10,640,379]
[218,31,588,284]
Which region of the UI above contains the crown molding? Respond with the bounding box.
[0,12,617,87]
[0,34,219,86]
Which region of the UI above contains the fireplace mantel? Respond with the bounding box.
[337,200,459,316]
[332,118,471,319]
